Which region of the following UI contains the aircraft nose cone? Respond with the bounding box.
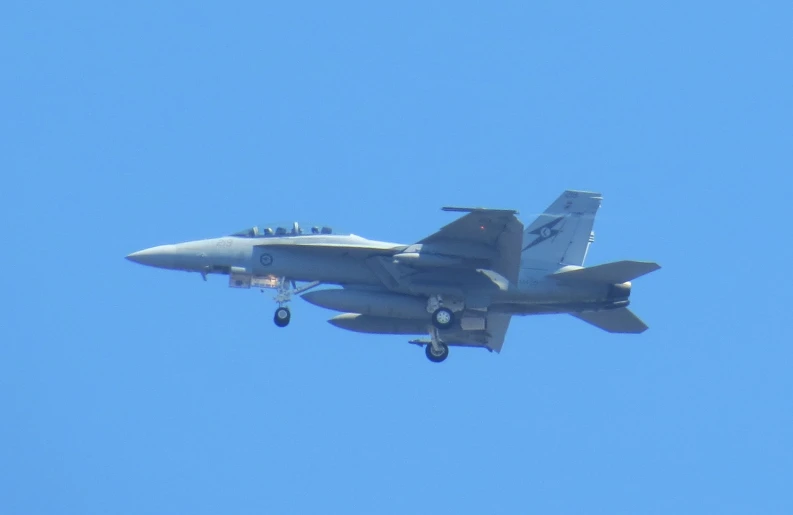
[125,250,143,264]
[125,245,177,269]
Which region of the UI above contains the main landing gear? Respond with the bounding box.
[415,295,461,362]
[425,335,449,363]
[427,295,461,331]
[431,307,455,330]
[268,278,320,328]
[411,327,450,363]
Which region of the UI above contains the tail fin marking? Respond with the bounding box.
[521,190,602,268]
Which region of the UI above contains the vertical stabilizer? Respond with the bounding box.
[521,190,602,269]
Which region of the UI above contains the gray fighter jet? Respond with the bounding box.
[126,190,659,362]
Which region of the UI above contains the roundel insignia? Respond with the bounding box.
[540,227,552,238]
[260,253,273,266]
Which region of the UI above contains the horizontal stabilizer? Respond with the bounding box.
[572,308,649,333]
[551,260,660,284]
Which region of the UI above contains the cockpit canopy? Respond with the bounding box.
[231,222,341,238]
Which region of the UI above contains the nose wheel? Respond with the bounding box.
[274,306,291,327]
[267,279,320,328]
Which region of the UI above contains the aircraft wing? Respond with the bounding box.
[417,207,523,283]
[419,207,519,247]
[480,312,512,352]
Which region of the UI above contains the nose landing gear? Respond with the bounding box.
[274,306,291,327]
[267,278,320,328]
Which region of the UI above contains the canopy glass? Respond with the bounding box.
[231,222,342,238]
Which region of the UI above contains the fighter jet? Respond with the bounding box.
[126,190,659,362]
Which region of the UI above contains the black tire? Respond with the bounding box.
[425,342,449,363]
[431,307,454,330]
[274,307,291,327]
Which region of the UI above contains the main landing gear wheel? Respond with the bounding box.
[425,342,449,363]
[431,307,455,330]
[274,307,291,327]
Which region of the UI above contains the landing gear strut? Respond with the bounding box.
[408,327,451,363]
[267,278,320,328]
[425,340,449,362]
[425,327,449,363]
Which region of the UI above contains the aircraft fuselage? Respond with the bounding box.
[126,192,659,362]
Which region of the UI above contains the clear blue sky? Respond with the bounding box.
[1,2,791,514]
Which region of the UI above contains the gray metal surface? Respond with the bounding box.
[126,191,660,361]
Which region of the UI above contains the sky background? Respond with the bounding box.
[1,1,792,514]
